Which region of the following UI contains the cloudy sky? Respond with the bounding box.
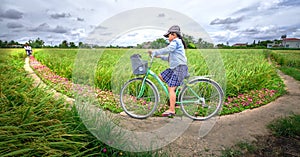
[1,0,300,46]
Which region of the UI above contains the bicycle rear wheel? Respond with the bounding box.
[120,78,159,119]
[179,78,223,120]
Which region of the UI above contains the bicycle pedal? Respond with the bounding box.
[202,104,209,108]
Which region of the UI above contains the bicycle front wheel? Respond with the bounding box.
[179,78,224,120]
[120,78,159,119]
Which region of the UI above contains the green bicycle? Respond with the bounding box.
[120,54,224,120]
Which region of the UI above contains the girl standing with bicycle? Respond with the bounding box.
[148,25,189,117]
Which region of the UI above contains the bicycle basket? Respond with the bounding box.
[130,54,148,75]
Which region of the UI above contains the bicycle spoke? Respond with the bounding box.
[120,78,158,119]
[179,78,223,120]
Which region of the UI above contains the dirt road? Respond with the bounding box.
[25,57,300,157]
[166,71,300,156]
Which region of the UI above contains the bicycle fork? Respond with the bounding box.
[137,77,147,98]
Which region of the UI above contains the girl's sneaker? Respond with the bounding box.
[162,110,176,117]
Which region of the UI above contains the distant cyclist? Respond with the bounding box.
[148,25,189,117]
[24,43,32,56]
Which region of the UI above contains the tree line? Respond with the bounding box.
[0,38,123,48]
[0,38,80,48]
[1,36,279,49]
[0,38,46,48]
[136,34,214,49]
[216,39,280,49]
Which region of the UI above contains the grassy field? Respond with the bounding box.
[33,49,282,96]
[221,114,300,157]
[0,49,167,156]
[1,48,299,156]
[268,50,300,81]
[32,48,285,115]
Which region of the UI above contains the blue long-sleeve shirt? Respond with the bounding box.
[152,38,187,69]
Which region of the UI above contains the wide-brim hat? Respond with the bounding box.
[163,25,181,38]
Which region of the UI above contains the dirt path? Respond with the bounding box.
[166,70,300,156]
[115,70,300,156]
[24,57,300,157]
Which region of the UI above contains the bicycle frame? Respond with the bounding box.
[121,54,224,120]
[137,56,200,105]
[137,56,170,98]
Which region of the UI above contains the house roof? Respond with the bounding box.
[282,38,300,41]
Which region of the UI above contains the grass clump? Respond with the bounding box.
[221,114,300,157]
[268,114,300,138]
[0,49,168,156]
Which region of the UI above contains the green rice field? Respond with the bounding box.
[31,48,288,114]
[2,48,299,156]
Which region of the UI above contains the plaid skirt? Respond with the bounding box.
[161,65,188,87]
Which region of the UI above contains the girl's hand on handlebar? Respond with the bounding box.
[148,50,153,57]
[148,50,160,58]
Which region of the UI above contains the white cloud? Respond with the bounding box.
[50,12,71,19]
[0,0,299,46]
[69,28,87,42]
[292,31,300,37]
[28,23,69,34]
[28,23,51,32]
[111,29,165,46]
[257,0,283,11]
[210,17,244,25]
[0,9,23,19]
[7,22,23,29]
[77,17,84,21]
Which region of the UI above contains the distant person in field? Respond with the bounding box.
[148,25,189,117]
[24,43,32,56]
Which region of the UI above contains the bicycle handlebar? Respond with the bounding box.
[145,51,155,68]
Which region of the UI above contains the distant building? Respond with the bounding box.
[282,38,300,48]
[267,43,280,48]
[267,37,300,48]
[267,43,273,48]
[9,44,23,48]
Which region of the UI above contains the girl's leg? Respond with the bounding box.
[168,86,177,113]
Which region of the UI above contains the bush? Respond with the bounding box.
[268,114,300,137]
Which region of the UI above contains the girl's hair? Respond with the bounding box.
[172,32,187,49]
